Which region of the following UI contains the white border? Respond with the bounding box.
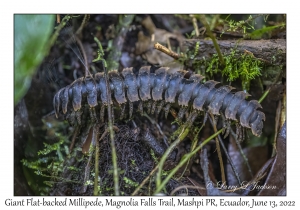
[3,0,299,209]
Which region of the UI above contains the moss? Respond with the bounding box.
[150,149,159,164]
[181,47,263,92]
[21,118,74,195]
[123,177,139,188]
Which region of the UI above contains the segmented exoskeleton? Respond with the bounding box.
[53,66,265,136]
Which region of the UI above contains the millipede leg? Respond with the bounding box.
[75,110,83,125]
[129,101,133,118]
[224,121,231,138]
[214,115,219,124]
[164,103,171,119]
[67,111,76,126]
[186,110,198,126]
[178,106,187,120]
[203,112,208,125]
[111,106,115,124]
[220,113,231,138]
[100,104,105,123]
[53,67,266,140]
[89,107,97,123]
[146,100,152,114]
[151,101,157,115]
[120,103,126,120]
[138,101,144,115]
[141,128,176,160]
[236,124,242,142]
[241,127,245,142]
[156,100,165,115]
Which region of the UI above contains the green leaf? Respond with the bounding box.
[14,14,55,105]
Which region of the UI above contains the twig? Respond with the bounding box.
[229,129,253,177]
[74,36,90,77]
[208,113,226,184]
[98,126,119,141]
[211,115,244,183]
[131,164,159,196]
[81,148,94,194]
[220,113,253,178]
[143,113,168,145]
[69,126,80,153]
[153,128,224,194]
[154,42,180,60]
[208,115,243,184]
[76,14,90,36]
[56,15,61,24]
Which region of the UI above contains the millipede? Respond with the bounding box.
[53,66,265,137]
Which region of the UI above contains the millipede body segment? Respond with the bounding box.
[53,66,265,136]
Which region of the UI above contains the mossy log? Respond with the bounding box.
[184,39,286,67]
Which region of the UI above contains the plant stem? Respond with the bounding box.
[258,87,270,103]
[103,62,119,195]
[91,36,116,193]
[178,124,204,179]
[153,128,224,194]
[92,36,107,68]
[49,15,71,52]
[190,15,199,37]
[93,126,100,196]
[155,126,190,189]
[199,15,224,66]
[76,14,90,36]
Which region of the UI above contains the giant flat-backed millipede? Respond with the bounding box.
[53,66,265,136]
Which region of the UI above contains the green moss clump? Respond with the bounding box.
[21,119,72,195]
[208,49,262,91]
[182,47,263,91]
